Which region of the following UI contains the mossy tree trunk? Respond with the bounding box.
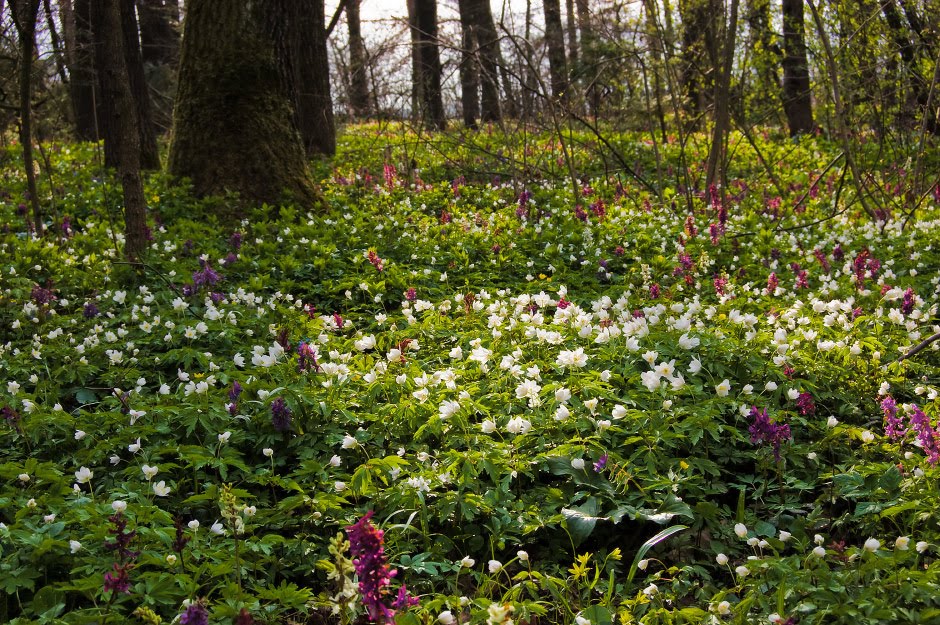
[167,0,319,207]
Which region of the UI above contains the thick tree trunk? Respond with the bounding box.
[9,0,43,234]
[168,0,319,207]
[408,0,446,129]
[93,0,148,261]
[288,0,335,156]
[120,0,159,168]
[457,0,480,128]
[543,0,568,102]
[781,0,814,135]
[565,0,578,79]
[63,0,98,141]
[346,0,372,118]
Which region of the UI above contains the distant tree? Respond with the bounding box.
[781,0,813,135]
[61,0,97,141]
[7,0,43,233]
[118,0,159,168]
[407,0,445,129]
[457,0,480,128]
[346,0,372,118]
[543,0,568,101]
[287,0,335,156]
[136,0,178,67]
[91,0,148,260]
[168,0,319,206]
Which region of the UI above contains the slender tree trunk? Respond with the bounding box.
[543,0,568,102]
[457,0,480,128]
[346,0,371,118]
[93,0,148,260]
[9,0,43,234]
[679,0,713,121]
[288,0,335,156]
[63,0,97,141]
[565,0,578,82]
[470,0,501,121]
[168,0,319,206]
[120,0,159,168]
[781,0,814,135]
[43,0,69,87]
[705,0,739,189]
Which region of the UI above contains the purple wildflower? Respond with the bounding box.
[748,406,792,461]
[901,288,915,316]
[192,260,222,289]
[103,562,132,595]
[882,395,905,440]
[297,341,320,372]
[649,283,660,299]
[271,398,292,432]
[766,272,779,295]
[229,231,243,250]
[2,405,20,428]
[229,382,243,403]
[593,454,608,472]
[31,284,55,306]
[405,287,417,302]
[909,405,940,465]
[796,392,816,416]
[83,302,99,318]
[104,512,139,562]
[346,511,415,622]
[179,601,209,625]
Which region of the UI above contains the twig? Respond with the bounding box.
[894,331,940,365]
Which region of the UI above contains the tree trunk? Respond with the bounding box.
[346,0,371,118]
[136,0,178,67]
[120,0,159,168]
[705,0,739,189]
[408,0,446,130]
[63,0,98,141]
[43,0,69,87]
[543,0,568,102]
[781,0,814,135]
[745,0,780,118]
[457,0,480,128]
[92,0,148,261]
[565,0,578,81]
[679,0,716,122]
[8,0,43,234]
[168,0,319,207]
[288,0,336,156]
[470,0,502,121]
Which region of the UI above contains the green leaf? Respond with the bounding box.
[627,525,687,585]
[562,497,601,547]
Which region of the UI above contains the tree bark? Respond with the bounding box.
[705,0,739,189]
[136,0,178,67]
[781,0,814,135]
[8,0,43,234]
[457,0,480,128]
[168,0,319,207]
[346,0,371,118]
[470,0,502,121]
[120,0,159,168]
[408,0,446,129]
[63,0,98,141]
[543,0,568,102]
[287,0,336,156]
[92,0,148,261]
